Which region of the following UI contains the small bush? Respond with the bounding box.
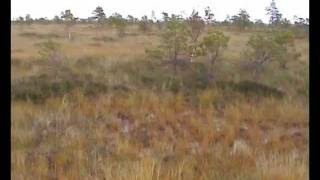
[19,32,61,39]
[216,80,285,98]
[88,42,102,47]
[91,36,115,42]
[145,48,165,61]
[11,72,109,103]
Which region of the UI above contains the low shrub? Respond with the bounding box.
[19,32,61,39]
[91,36,115,42]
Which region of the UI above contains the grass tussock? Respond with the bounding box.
[12,90,308,179]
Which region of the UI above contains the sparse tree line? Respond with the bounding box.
[12,0,309,45]
[13,0,309,29]
[145,12,300,84]
[13,0,305,85]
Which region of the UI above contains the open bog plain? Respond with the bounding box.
[11,21,309,179]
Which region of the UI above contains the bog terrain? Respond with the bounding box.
[11,18,309,180]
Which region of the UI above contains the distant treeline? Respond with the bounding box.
[12,0,308,28]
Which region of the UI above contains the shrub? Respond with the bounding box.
[91,36,115,42]
[19,32,61,39]
[145,15,190,74]
[199,31,230,81]
[109,13,127,37]
[11,73,109,103]
[242,30,298,81]
[216,80,285,98]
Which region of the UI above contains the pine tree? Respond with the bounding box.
[204,6,214,25]
[92,6,106,27]
[25,14,32,26]
[61,10,74,40]
[266,0,282,25]
[187,9,205,62]
[231,9,251,31]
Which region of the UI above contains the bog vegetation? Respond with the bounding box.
[12,0,308,179]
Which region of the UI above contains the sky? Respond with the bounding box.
[11,0,309,23]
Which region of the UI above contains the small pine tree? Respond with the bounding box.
[139,15,151,33]
[243,31,299,81]
[199,31,229,80]
[187,9,205,62]
[109,13,127,37]
[127,15,135,23]
[162,12,170,22]
[61,10,75,40]
[231,9,251,31]
[204,6,215,25]
[17,16,24,31]
[146,15,189,74]
[92,6,106,28]
[25,14,33,26]
[53,15,62,24]
[266,0,282,26]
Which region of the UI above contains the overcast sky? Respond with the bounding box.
[11,0,309,23]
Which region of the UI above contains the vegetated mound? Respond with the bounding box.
[91,36,115,42]
[109,59,285,98]
[11,73,108,103]
[215,80,285,98]
[19,32,62,39]
[12,55,285,103]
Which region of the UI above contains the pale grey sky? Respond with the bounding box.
[11,0,309,23]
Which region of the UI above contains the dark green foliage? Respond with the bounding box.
[35,40,61,59]
[139,15,151,33]
[11,58,45,69]
[91,36,115,42]
[243,30,298,81]
[145,48,165,61]
[92,6,106,26]
[74,56,107,74]
[216,80,284,98]
[231,9,251,30]
[199,31,229,80]
[109,13,127,37]
[88,42,102,47]
[187,9,205,62]
[11,72,109,103]
[180,62,209,90]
